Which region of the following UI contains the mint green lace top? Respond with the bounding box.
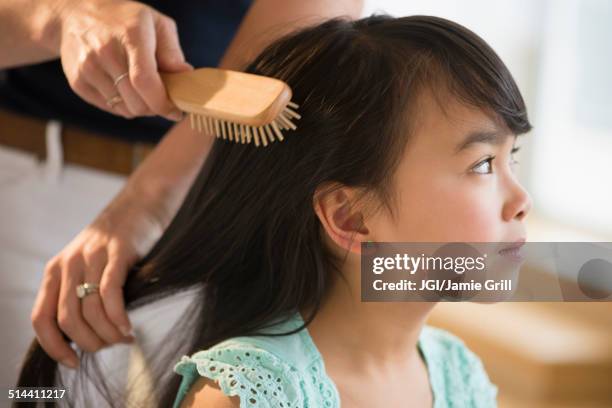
[172,313,497,407]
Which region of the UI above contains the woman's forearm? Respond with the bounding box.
[218,0,364,71]
[113,119,214,229]
[0,0,69,68]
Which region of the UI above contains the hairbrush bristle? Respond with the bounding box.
[188,101,301,147]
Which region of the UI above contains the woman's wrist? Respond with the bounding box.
[30,0,72,55]
[33,0,115,55]
[114,176,179,231]
[117,156,207,231]
[123,122,214,228]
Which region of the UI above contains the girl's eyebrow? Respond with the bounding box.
[453,129,515,155]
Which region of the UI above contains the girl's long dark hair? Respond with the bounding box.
[17,14,532,407]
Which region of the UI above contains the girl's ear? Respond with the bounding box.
[312,184,370,255]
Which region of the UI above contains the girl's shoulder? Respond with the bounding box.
[173,314,335,408]
[419,325,498,406]
[174,339,304,408]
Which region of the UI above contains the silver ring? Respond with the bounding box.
[113,72,129,87]
[106,95,123,108]
[76,283,100,299]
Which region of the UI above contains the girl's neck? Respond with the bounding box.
[301,259,436,376]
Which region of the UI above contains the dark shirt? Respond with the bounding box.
[0,0,253,143]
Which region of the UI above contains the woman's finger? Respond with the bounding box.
[98,39,152,117]
[71,70,132,118]
[155,15,193,72]
[81,248,133,345]
[31,259,79,368]
[122,17,182,121]
[78,54,133,118]
[99,252,132,336]
[57,253,107,353]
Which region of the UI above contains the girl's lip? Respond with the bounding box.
[498,238,526,252]
[498,239,526,261]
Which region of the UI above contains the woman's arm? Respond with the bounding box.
[181,377,240,408]
[0,0,64,67]
[218,0,364,71]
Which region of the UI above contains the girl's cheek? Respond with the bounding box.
[385,177,500,242]
[449,193,500,242]
[391,198,495,242]
[433,180,496,237]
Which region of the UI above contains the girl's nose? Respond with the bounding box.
[503,178,532,222]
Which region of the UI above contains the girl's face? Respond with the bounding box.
[367,89,531,243]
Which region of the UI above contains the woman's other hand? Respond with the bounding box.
[31,119,213,369]
[31,186,165,369]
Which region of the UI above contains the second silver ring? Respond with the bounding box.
[106,95,123,108]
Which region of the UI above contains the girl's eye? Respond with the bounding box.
[472,157,494,174]
[471,146,522,175]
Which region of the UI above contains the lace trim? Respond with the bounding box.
[292,314,340,407]
[175,344,303,407]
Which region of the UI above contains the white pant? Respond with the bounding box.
[0,121,125,389]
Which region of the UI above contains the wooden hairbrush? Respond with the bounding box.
[161,68,301,147]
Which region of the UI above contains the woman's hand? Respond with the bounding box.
[55,0,192,119]
[31,188,166,369]
[31,119,213,369]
